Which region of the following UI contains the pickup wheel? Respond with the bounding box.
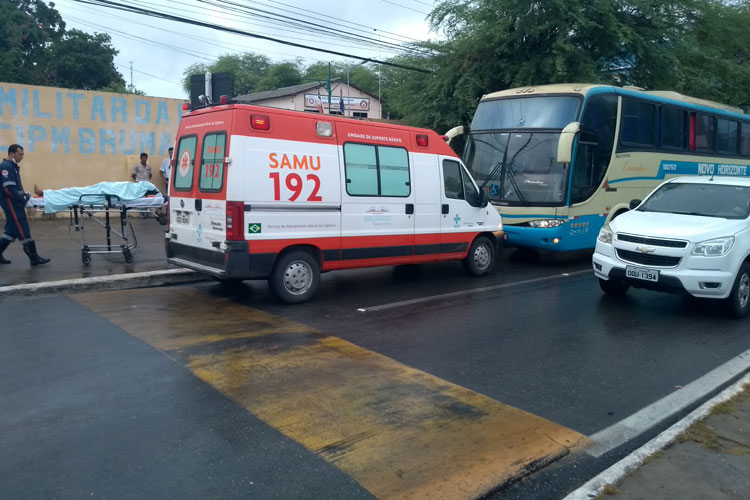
[599,277,629,296]
[463,236,495,276]
[724,262,750,318]
[269,250,320,304]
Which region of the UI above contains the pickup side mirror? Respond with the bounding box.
[629,199,641,210]
[557,122,581,164]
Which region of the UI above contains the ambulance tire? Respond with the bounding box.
[464,236,495,276]
[269,250,320,304]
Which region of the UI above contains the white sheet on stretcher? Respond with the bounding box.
[27,181,164,214]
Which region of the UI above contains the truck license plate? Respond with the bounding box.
[625,265,659,282]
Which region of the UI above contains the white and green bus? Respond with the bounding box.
[449,84,750,251]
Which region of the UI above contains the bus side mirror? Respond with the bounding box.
[557,122,581,164]
[629,199,641,210]
[444,125,467,146]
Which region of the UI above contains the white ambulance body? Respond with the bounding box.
[166,103,504,303]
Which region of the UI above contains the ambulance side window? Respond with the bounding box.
[443,160,464,199]
[344,143,410,197]
[443,160,479,204]
[199,132,226,192]
[173,135,197,191]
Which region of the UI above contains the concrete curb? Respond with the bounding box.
[563,372,750,500]
[0,268,209,298]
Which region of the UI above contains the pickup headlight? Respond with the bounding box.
[691,236,734,256]
[597,225,613,244]
[528,219,565,228]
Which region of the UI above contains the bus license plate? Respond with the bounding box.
[625,265,659,282]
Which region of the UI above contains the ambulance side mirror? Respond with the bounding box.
[470,188,489,208]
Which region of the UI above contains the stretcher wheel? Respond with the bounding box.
[82,251,91,265]
[123,249,134,263]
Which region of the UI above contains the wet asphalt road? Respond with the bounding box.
[2,248,750,499]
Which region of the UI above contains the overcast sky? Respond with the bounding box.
[53,0,439,99]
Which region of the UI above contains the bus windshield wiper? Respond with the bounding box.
[480,161,504,190]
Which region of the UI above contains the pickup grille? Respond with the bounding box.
[617,234,688,248]
[616,249,681,267]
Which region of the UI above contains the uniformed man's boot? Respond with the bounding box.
[0,238,11,264]
[23,241,51,266]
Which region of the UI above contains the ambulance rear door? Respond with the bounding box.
[170,110,232,254]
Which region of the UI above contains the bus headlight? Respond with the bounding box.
[692,236,734,256]
[528,219,565,228]
[597,225,613,244]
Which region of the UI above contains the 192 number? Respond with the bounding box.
[269,172,322,202]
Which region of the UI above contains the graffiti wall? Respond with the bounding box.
[0,82,185,195]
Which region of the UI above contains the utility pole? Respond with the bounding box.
[327,62,332,113]
[128,61,134,92]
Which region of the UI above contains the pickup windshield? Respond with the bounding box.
[638,183,750,219]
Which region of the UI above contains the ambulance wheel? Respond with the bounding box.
[464,236,495,276]
[599,278,629,296]
[724,262,750,318]
[82,251,91,266]
[269,251,320,304]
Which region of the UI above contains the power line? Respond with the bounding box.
[71,0,432,73]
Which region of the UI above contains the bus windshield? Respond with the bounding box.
[465,132,569,205]
[472,96,580,130]
[464,96,579,206]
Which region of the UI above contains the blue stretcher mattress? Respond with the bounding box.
[28,181,163,214]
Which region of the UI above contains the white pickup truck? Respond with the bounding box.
[592,176,750,317]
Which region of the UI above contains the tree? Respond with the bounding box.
[0,0,65,84]
[255,61,303,91]
[182,53,272,96]
[48,30,125,91]
[668,0,750,108]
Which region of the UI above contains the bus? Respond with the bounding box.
[448,84,750,251]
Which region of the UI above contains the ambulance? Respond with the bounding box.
[165,102,504,303]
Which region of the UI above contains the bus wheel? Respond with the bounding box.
[599,278,629,296]
[464,236,495,276]
[724,263,750,318]
[269,250,320,304]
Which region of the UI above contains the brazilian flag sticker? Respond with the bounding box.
[248,223,261,234]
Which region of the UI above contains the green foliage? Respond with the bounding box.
[0,0,65,84]
[182,53,272,96]
[0,1,127,91]
[255,61,303,92]
[49,30,125,91]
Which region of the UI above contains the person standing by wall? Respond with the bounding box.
[131,152,152,182]
[160,147,174,190]
[0,144,51,266]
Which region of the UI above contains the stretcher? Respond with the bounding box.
[27,181,166,264]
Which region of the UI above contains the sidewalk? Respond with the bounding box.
[568,375,750,500]
[0,216,201,291]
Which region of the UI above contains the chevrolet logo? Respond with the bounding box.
[635,245,656,253]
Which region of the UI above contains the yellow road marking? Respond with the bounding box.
[74,287,591,499]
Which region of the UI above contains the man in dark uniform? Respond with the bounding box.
[0,144,50,266]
